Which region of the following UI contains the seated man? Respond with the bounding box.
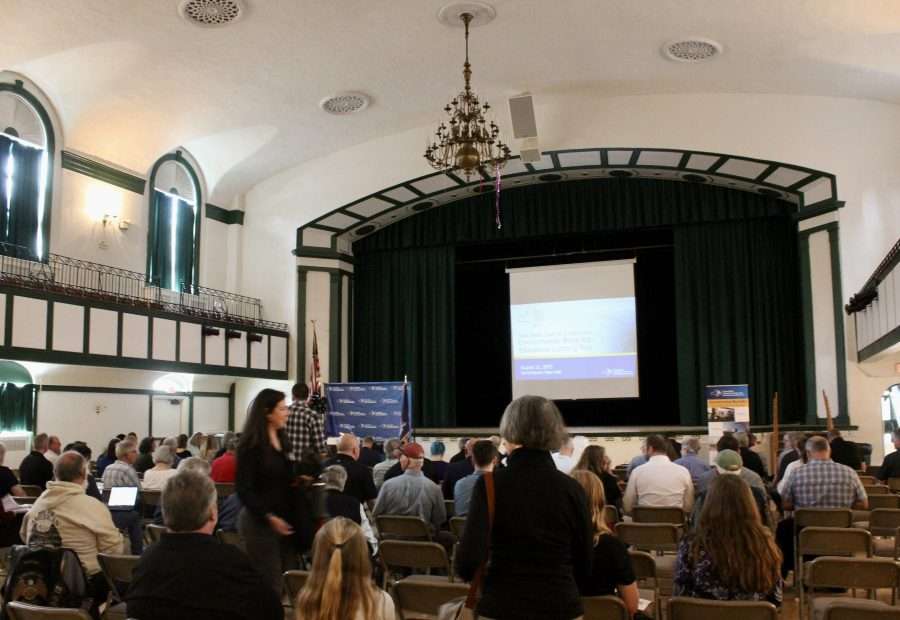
[454,440,497,517]
[19,432,54,490]
[673,436,710,485]
[690,450,772,529]
[20,451,124,610]
[441,438,476,499]
[321,465,378,551]
[696,434,766,495]
[877,428,900,482]
[101,438,143,555]
[373,442,453,550]
[126,472,282,620]
[623,434,693,514]
[323,434,378,506]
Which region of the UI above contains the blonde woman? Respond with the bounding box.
[295,517,395,620]
[571,469,639,616]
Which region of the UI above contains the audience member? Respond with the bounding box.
[126,432,138,442]
[358,436,384,468]
[143,445,178,490]
[102,438,143,554]
[175,434,192,461]
[876,428,900,482]
[373,438,401,489]
[95,437,119,478]
[572,445,622,512]
[178,456,212,475]
[828,429,862,470]
[188,432,205,457]
[211,436,238,483]
[320,465,377,550]
[295,517,396,620]
[675,474,782,604]
[236,388,298,593]
[449,437,469,464]
[286,383,327,462]
[64,442,101,501]
[45,435,62,464]
[674,436,710,484]
[373,442,452,550]
[441,438,475,499]
[735,432,768,480]
[126,471,282,620]
[552,435,575,473]
[456,395,592,620]
[453,439,496,516]
[215,431,236,459]
[696,434,766,495]
[19,432,53,490]
[775,432,804,483]
[571,470,638,615]
[428,440,448,482]
[21,451,124,613]
[323,434,377,506]
[776,436,808,495]
[623,434,693,514]
[691,450,772,529]
[626,442,648,475]
[134,437,155,474]
[0,443,24,498]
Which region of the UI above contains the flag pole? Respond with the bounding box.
[770,391,779,475]
[823,389,835,432]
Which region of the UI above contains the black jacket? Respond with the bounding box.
[831,438,862,471]
[324,489,362,524]
[19,451,53,490]
[322,453,377,504]
[236,443,294,523]
[455,448,593,620]
[358,447,384,468]
[127,532,282,620]
[740,448,768,480]
[441,458,474,500]
[878,450,900,482]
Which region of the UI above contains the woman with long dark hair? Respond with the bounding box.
[674,474,782,604]
[573,445,622,512]
[95,438,119,478]
[236,388,297,592]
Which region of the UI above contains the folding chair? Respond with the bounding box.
[376,515,432,542]
[140,489,161,520]
[443,500,454,519]
[378,540,451,590]
[668,597,776,620]
[144,523,166,544]
[806,557,898,620]
[631,506,685,526]
[629,550,661,620]
[868,495,900,510]
[616,523,681,593]
[858,475,877,486]
[602,505,619,526]
[283,570,310,603]
[393,578,469,620]
[864,485,891,496]
[448,517,466,539]
[793,508,854,586]
[6,603,92,620]
[215,482,235,497]
[867,508,900,559]
[822,601,900,619]
[797,527,872,619]
[581,595,630,620]
[97,553,139,620]
[215,529,246,553]
[887,478,900,494]
[20,485,42,498]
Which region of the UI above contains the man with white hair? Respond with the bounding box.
[322,433,377,505]
[101,438,143,554]
[674,437,710,485]
[373,438,402,489]
[552,435,575,473]
[126,472,282,620]
[320,465,378,551]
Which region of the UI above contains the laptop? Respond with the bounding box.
[103,486,139,512]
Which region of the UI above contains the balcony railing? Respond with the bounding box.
[0,244,287,331]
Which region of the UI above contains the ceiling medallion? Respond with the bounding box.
[424,12,511,181]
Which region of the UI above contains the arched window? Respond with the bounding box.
[147,152,202,292]
[0,80,54,261]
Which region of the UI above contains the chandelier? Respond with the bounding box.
[424,12,511,179]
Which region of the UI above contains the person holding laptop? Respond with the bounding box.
[101,439,143,554]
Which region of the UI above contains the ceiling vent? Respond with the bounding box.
[179,0,243,27]
[663,38,722,63]
[320,92,371,115]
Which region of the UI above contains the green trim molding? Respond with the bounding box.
[205,203,244,225]
[61,151,146,195]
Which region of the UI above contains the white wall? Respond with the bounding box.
[241,91,900,457]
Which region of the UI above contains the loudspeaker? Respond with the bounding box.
[519,137,542,163]
[508,94,537,139]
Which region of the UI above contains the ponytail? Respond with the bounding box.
[318,547,344,620]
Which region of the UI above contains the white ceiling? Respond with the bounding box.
[5,0,900,204]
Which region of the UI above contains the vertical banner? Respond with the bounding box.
[325,381,413,442]
[705,384,750,464]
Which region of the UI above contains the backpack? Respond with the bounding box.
[1,546,91,616]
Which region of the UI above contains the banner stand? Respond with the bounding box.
[705,384,750,465]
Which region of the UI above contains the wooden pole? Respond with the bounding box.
[823,389,835,432]
[770,392,779,475]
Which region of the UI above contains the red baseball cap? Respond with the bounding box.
[401,442,424,458]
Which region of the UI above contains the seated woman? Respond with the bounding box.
[142,446,178,491]
[573,445,623,515]
[295,517,395,620]
[674,474,782,605]
[571,470,638,617]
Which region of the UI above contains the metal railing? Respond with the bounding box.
[0,243,287,331]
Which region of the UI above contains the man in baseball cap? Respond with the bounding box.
[691,449,772,528]
[372,441,455,550]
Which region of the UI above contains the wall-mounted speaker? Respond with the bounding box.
[202,326,220,337]
[508,94,537,139]
[226,329,241,339]
[247,333,263,344]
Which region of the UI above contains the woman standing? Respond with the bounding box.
[573,445,623,513]
[236,388,297,593]
[295,517,395,620]
[456,395,592,620]
[674,474,782,604]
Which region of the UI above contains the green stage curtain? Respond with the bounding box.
[0,383,37,432]
[353,178,802,428]
[674,217,805,426]
[353,245,456,428]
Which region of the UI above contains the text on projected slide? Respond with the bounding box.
[511,297,637,381]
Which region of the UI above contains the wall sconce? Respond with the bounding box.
[101,214,130,231]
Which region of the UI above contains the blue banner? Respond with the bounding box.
[325,381,412,442]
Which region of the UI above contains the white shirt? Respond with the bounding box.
[552,452,575,474]
[142,468,177,491]
[777,459,804,495]
[623,454,694,514]
[44,451,60,465]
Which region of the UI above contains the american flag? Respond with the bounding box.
[308,322,321,402]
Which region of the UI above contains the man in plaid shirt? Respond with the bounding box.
[285,383,326,462]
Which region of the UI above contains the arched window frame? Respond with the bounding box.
[146,150,203,293]
[0,78,56,262]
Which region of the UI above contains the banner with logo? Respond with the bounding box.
[325,381,412,442]
[705,384,750,464]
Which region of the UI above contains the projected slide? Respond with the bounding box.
[507,260,640,400]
